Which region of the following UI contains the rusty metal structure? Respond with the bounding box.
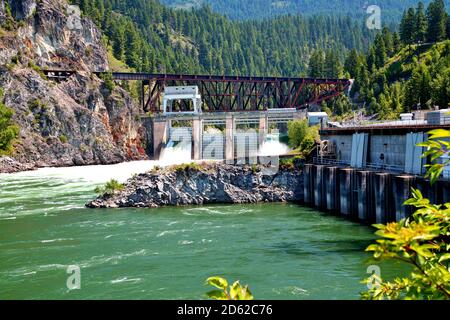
[43,70,351,113]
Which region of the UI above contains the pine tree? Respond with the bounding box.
[308,49,325,78]
[400,8,416,44]
[112,25,126,62]
[344,49,359,78]
[382,27,394,57]
[366,47,376,72]
[415,2,428,43]
[426,0,447,43]
[392,32,401,52]
[324,49,342,78]
[373,34,387,69]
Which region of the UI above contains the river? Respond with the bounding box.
[0,161,405,299]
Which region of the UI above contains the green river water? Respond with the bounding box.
[0,161,405,299]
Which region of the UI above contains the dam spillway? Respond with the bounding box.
[145,110,301,162]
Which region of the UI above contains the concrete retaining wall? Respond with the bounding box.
[303,164,446,224]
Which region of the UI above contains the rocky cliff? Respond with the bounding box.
[0,0,147,173]
[86,163,303,208]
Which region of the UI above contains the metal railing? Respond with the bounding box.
[312,157,405,173]
[337,117,450,129]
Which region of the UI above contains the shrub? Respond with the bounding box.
[94,179,124,196]
[59,135,68,144]
[287,119,319,156]
[205,276,253,300]
[0,89,19,155]
[28,61,47,80]
[173,162,203,173]
[99,71,115,93]
[150,165,161,174]
[279,155,303,170]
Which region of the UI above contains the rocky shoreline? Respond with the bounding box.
[86,163,303,208]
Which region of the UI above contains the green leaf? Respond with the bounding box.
[206,290,228,300]
[238,286,254,300]
[427,129,450,139]
[365,244,379,252]
[206,276,228,290]
[229,281,241,300]
[438,254,450,263]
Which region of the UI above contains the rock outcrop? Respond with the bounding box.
[86,163,304,208]
[0,0,147,173]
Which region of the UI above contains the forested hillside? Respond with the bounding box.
[161,0,444,22]
[70,0,374,76]
[73,0,449,119]
[316,0,450,119]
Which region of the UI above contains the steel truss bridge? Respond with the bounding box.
[43,70,351,113]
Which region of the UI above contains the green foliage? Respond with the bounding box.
[162,0,425,22]
[71,0,373,76]
[59,135,68,144]
[0,89,19,155]
[287,119,319,156]
[418,128,450,185]
[94,179,124,196]
[1,0,15,31]
[361,129,450,300]
[150,165,162,174]
[279,155,303,170]
[205,276,253,300]
[98,71,115,93]
[172,162,203,173]
[426,0,448,43]
[28,61,47,80]
[348,0,450,118]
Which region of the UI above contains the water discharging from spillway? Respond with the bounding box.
[258,134,290,156]
[159,140,192,166]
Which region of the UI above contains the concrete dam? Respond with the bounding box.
[303,116,450,224]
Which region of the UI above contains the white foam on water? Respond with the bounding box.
[111,277,142,284]
[159,141,192,167]
[40,238,74,243]
[258,140,290,156]
[0,160,158,184]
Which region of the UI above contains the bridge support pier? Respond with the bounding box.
[259,114,268,146]
[225,114,235,164]
[192,117,203,160]
[152,118,169,160]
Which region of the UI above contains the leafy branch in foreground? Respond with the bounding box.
[418,129,450,185]
[94,179,124,196]
[205,276,253,300]
[361,129,450,300]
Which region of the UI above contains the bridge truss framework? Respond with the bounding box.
[43,71,351,113]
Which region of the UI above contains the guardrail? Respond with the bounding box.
[312,157,405,173]
[338,117,450,128]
